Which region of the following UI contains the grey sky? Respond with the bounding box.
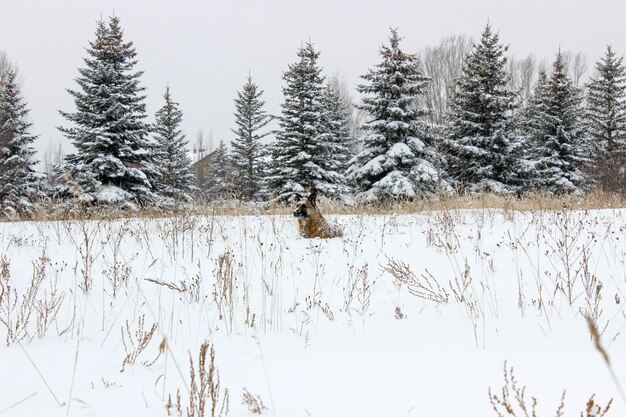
[1,0,624,157]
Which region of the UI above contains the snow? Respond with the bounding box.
[386,142,414,161]
[0,209,624,416]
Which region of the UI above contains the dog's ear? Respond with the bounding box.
[308,188,317,208]
[293,193,303,203]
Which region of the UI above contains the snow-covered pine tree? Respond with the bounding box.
[202,140,233,200]
[267,42,345,202]
[58,16,158,209]
[585,45,626,192]
[513,70,549,192]
[230,76,272,201]
[523,52,587,194]
[346,28,449,201]
[152,86,197,203]
[0,69,44,217]
[319,83,354,183]
[445,24,519,193]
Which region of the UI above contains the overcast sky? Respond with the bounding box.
[1,0,625,158]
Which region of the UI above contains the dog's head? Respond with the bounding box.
[293,189,318,219]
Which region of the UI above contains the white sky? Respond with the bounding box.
[1,0,625,157]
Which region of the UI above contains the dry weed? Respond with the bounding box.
[383,258,449,303]
[489,361,612,417]
[120,314,158,372]
[241,388,266,414]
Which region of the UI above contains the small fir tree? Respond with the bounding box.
[152,86,197,202]
[230,76,272,201]
[58,16,158,209]
[346,28,449,201]
[203,140,233,200]
[0,69,43,217]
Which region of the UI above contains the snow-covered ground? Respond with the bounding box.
[0,209,624,417]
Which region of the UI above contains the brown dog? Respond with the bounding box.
[293,189,343,239]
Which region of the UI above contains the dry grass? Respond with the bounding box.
[120,314,158,372]
[489,361,613,417]
[241,388,266,415]
[382,258,449,303]
[8,190,626,223]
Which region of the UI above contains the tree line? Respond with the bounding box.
[1,16,625,216]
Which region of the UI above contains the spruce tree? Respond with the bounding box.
[58,16,157,209]
[346,29,448,201]
[152,86,196,202]
[0,69,43,217]
[203,140,233,200]
[319,83,354,180]
[524,52,587,194]
[267,42,345,201]
[585,45,626,191]
[445,24,519,193]
[514,70,549,192]
[230,76,272,201]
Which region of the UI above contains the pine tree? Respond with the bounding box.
[445,24,519,193]
[203,140,233,200]
[585,45,626,191]
[0,69,43,217]
[319,83,354,180]
[513,70,549,192]
[523,52,587,194]
[346,28,449,201]
[267,42,345,201]
[58,16,158,209]
[230,76,272,201]
[152,86,197,202]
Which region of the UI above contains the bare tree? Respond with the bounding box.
[194,129,207,162]
[328,71,363,152]
[563,50,589,89]
[0,51,12,83]
[328,72,354,116]
[419,34,474,125]
[42,141,66,185]
[508,54,537,105]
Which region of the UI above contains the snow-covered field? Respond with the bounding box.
[0,208,624,417]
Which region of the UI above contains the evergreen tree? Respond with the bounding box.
[523,52,587,193]
[0,69,43,217]
[230,76,272,201]
[267,42,345,201]
[514,70,549,192]
[346,29,449,201]
[320,83,354,179]
[585,45,626,191]
[58,16,158,209]
[203,140,233,200]
[445,24,519,193]
[152,86,196,202]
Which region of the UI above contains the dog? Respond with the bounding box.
[293,189,343,239]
